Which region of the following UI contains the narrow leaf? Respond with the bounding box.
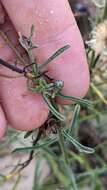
[91,82,107,105]
[63,131,95,154]
[12,137,57,153]
[30,24,35,38]
[39,45,70,69]
[68,104,80,135]
[24,131,33,138]
[43,94,65,121]
[58,93,93,108]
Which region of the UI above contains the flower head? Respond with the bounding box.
[88,20,107,56]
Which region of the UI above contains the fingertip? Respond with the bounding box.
[34,25,90,102]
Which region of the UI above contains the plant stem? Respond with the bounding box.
[10,174,21,190]
[0,30,26,65]
[102,1,107,20]
[57,128,68,165]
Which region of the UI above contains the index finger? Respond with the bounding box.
[1,0,90,104]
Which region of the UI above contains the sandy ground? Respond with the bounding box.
[0,144,90,190]
[0,153,50,190]
[0,131,50,190]
[0,160,35,190]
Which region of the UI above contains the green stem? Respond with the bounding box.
[10,175,21,190]
[57,128,68,165]
[102,1,107,20]
[57,128,78,190]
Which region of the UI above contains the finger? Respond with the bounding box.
[0,20,49,131]
[0,2,5,24]
[0,11,12,137]
[1,0,90,104]
[0,70,49,131]
[0,105,7,138]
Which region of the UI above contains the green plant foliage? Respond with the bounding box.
[1,2,107,190]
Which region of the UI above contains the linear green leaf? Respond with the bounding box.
[39,45,70,69]
[58,93,93,108]
[24,131,33,138]
[12,137,58,153]
[63,131,95,154]
[43,94,65,121]
[68,104,80,135]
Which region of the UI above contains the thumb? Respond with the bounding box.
[1,0,89,102]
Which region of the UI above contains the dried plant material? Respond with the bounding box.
[91,0,105,8]
[0,23,94,186]
[88,20,107,56]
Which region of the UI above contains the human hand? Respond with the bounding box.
[0,0,89,138]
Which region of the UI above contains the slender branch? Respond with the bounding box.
[0,30,26,65]
[57,128,68,164]
[102,1,107,20]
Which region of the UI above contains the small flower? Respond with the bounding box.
[88,20,107,56]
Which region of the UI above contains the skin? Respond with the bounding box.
[0,0,90,138]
